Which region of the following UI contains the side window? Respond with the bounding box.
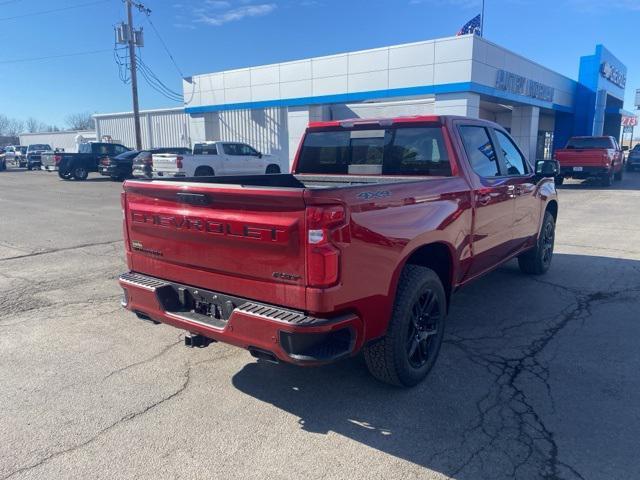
[495,130,528,175]
[222,144,237,155]
[459,126,501,177]
[387,127,452,176]
[239,144,258,156]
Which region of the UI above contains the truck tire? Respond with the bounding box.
[518,211,555,275]
[363,265,446,387]
[72,166,88,181]
[614,165,623,181]
[266,164,280,174]
[601,168,614,187]
[194,166,214,177]
[58,169,73,180]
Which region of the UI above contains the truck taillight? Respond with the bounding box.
[53,155,62,165]
[306,205,346,288]
[176,156,183,169]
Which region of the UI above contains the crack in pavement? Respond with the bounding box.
[0,240,123,263]
[437,282,640,479]
[1,362,193,480]
[103,336,184,381]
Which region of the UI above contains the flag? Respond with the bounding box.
[457,14,481,36]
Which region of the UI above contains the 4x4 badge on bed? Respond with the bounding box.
[357,191,391,200]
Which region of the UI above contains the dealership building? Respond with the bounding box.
[179,34,629,167]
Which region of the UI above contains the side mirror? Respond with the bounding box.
[257,152,263,159]
[535,159,559,178]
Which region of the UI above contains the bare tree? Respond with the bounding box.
[65,112,94,131]
[0,115,10,136]
[25,117,46,133]
[6,118,24,136]
[0,115,25,136]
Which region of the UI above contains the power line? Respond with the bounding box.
[144,14,184,77]
[136,56,183,102]
[0,48,112,64]
[0,0,109,21]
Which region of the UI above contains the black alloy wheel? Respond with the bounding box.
[540,217,555,270]
[406,290,442,369]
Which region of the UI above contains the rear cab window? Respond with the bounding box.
[194,144,217,155]
[566,137,614,149]
[296,124,453,176]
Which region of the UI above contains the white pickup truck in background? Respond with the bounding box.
[152,141,286,178]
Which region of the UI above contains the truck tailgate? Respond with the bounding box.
[41,153,56,168]
[123,180,307,291]
[556,149,609,167]
[152,153,179,173]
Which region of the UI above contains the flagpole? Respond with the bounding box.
[481,0,485,37]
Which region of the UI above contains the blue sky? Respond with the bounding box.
[0,0,639,127]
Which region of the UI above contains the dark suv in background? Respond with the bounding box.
[627,144,640,171]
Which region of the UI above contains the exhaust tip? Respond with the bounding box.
[249,348,279,364]
[185,333,214,348]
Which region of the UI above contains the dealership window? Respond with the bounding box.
[297,126,451,176]
[495,130,528,175]
[459,126,500,177]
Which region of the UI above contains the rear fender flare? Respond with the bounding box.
[386,238,458,313]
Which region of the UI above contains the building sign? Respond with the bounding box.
[600,62,626,88]
[495,70,555,102]
[623,126,633,135]
[621,116,637,127]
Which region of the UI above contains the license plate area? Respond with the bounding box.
[573,166,583,172]
[155,283,246,329]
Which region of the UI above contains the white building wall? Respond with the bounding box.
[471,36,576,109]
[93,108,190,150]
[218,107,288,161]
[19,130,96,152]
[511,106,540,162]
[185,35,477,110]
[331,98,435,119]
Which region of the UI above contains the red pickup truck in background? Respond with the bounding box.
[555,136,625,186]
[118,116,559,386]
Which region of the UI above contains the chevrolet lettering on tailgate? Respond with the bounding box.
[130,210,291,243]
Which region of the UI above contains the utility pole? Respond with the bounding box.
[126,0,142,151]
[480,0,485,37]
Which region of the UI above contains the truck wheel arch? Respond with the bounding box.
[194,166,214,177]
[389,242,456,309]
[545,200,558,222]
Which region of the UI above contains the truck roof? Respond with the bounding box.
[307,115,500,129]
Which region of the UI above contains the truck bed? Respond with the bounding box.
[151,173,433,189]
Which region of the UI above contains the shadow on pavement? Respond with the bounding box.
[558,169,640,191]
[232,253,640,479]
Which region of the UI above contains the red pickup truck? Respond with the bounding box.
[118,116,559,386]
[555,136,624,186]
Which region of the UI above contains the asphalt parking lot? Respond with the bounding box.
[1,167,639,480]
